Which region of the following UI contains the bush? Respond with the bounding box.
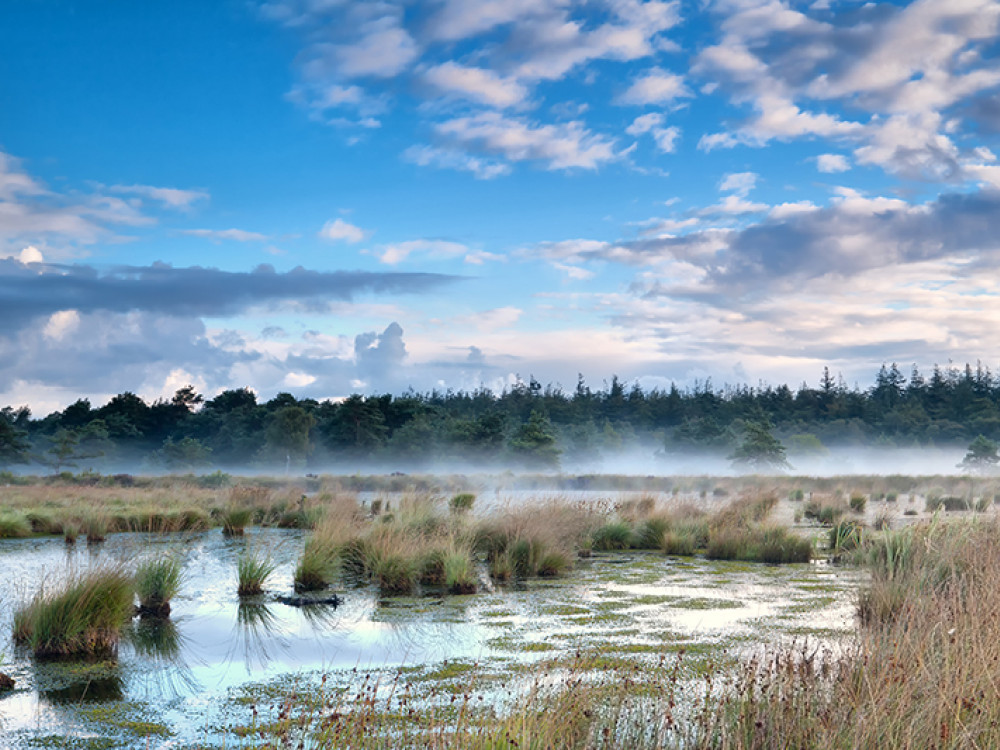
[13,567,135,657]
[135,558,182,616]
[849,494,867,513]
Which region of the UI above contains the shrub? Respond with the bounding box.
[135,558,182,616]
[849,493,867,513]
[13,567,135,657]
[237,549,275,597]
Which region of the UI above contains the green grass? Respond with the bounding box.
[0,510,32,538]
[707,524,812,563]
[220,506,253,536]
[443,551,477,594]
[13,567,135,657]
[134,557,182,616]
[294,536,338,591]
[237,549,276,597]
[591,521,633,551]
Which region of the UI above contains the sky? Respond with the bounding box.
[3,0,1000,414]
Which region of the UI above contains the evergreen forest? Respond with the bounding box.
[2,363,999,473]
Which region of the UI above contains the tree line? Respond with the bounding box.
[3,362,1000,472]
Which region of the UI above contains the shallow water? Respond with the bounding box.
[0,528,862,748]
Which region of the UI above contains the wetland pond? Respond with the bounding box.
[0,525,862,748]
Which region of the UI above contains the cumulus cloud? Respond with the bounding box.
[625,113,681,153]
[816,153,850,173]
[319,217,369,243]
[619,67,690,105]
[432,112,620,170]
[422,62,529,108]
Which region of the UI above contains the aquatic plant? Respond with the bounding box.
[82,513,109,544]
[13,567,134,657]
[135,557,183,616]
[443,550,477,593]
[829,519,864,556]
[237,549,276,597]
[0,511,31,538]
[707,524,812,564]
[294,535,339,592]
[591,521,633,551]
[220,506,254,536]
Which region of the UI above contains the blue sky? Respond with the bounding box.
[3,0,1000,413]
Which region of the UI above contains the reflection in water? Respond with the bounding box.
[130,616,182,661]
[127,616,201,698]
[36,660,125,705]
[232,600,287,669]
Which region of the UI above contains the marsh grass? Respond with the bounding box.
[135,557,182,616]
[13,566,135,657]
[0,511,31,538]
[237,549,276,597]
[82,513,109,544]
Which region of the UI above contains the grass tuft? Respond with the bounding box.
[13,566,135,657]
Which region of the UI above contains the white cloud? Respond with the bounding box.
[403,144,511,179]
[18,246,43,264]
[108,184,209,209]
[319,218,369,243]
[284,371,318,387]
[434,112,620,170]
[719,171,758,197]
[816,154,850,173]
[619,67,690,105]
[182,228,270,242]
[626,114,680,154]
[43,310,81,341]
[378,239,468,265]
[331,16,419,78]
[423,62,529,109]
